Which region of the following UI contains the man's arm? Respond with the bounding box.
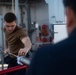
[18,36,32,56]
[4,39,9,54]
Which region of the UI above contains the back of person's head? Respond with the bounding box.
[63,0,76,35]
[63,0,76,15]
[63,0,76,14]
[4,12,17,23]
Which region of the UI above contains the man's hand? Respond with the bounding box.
[18,37,32,56]
[18,48,29,56]
[4,49,9,54]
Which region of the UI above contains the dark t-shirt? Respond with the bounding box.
[4,26,27,58]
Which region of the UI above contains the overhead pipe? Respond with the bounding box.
[25,0,33,42]
[12,0,15,13]
[15,0,19,25]
[0,2,25,6]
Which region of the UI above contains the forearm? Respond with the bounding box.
[19,37,32,56]
[5,39,9,53]
[5,39,8,49]
[5,45,8,53]
[23,37,32,52]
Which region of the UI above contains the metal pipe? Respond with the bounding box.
[26,0,31,31]
[12,0,15,13]
[0,2,25,6]
[1,18,4,70]
[15,0,19,25]
[19,57,30,65]
[26,0,32,40]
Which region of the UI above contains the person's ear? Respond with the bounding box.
[65,7,74,27]
[15,20,17,25]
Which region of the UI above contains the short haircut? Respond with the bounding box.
[4,12,17,23]
[63,0,76,15]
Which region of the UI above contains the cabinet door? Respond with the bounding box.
[54,25,68,43]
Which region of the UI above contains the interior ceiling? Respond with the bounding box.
[0,0,43,3]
